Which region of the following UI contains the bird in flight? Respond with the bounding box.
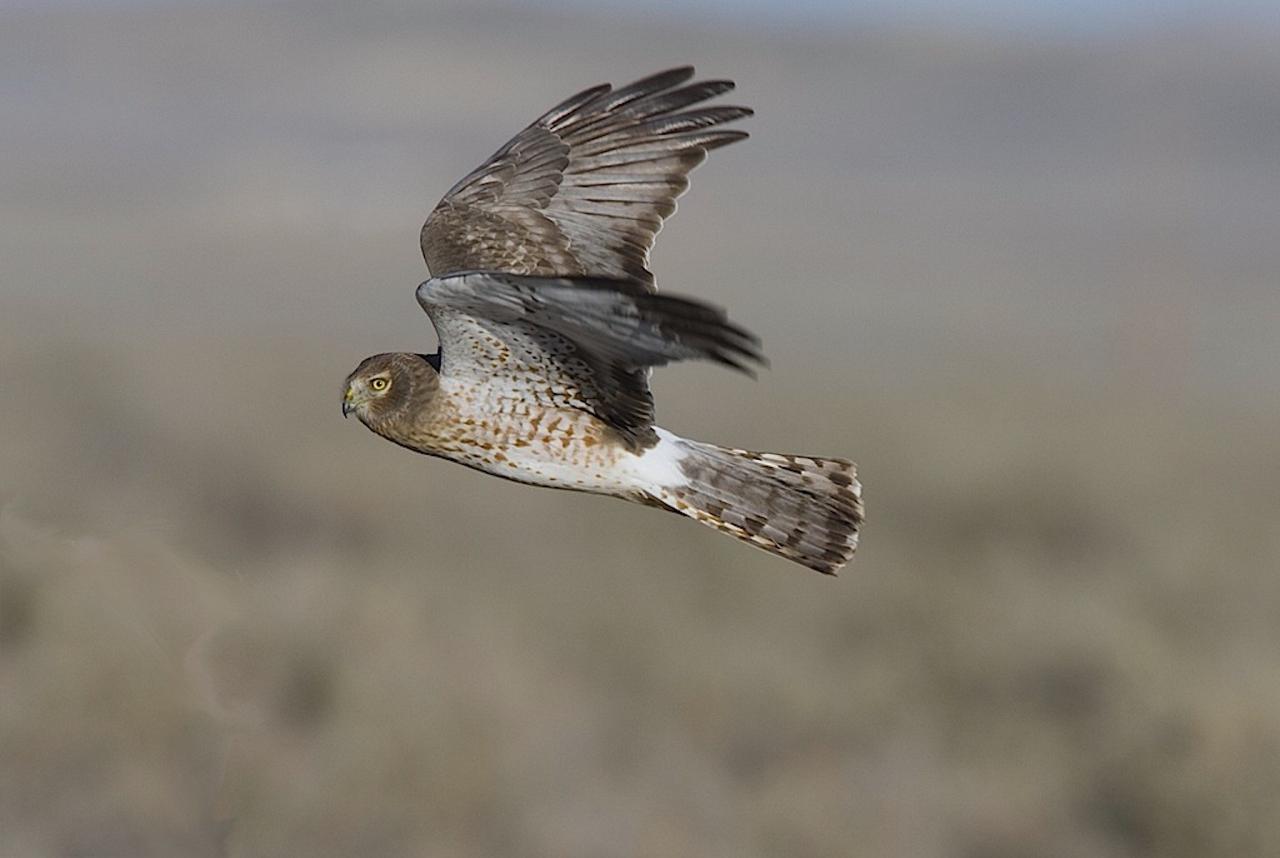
[343,67,863,574]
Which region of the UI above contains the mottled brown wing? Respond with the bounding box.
[416,272,763,448]
[420,67,751,291]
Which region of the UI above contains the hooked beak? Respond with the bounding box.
[342,388,356,418]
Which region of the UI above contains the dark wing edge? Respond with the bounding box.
[417,271,765,375]
[420,67,752,289]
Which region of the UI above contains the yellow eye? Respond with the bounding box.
[370,377,389,392]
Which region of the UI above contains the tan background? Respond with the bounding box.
[2,2,1279,856]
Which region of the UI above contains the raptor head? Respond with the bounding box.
[342,352,439,427]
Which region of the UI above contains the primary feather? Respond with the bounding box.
[420,66,751,289]
[417,272,764,448]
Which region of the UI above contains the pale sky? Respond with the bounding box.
[6,0,1278,35]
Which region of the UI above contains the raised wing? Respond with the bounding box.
[416,272,763,448]
[420,67,751,290]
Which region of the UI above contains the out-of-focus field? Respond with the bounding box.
[3,3,1280,856]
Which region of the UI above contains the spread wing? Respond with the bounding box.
[416,272,763,448]
[420,66,751,291]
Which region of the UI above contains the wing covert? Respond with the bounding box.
[417,272,763,447]
[420,67,751,290]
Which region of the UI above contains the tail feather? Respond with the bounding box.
[643,435,864,575]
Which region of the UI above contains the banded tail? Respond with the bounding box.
[638,431,864,575]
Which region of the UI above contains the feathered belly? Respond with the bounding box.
[424,400,635,495]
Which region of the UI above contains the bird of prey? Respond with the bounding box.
[343,67,863,574]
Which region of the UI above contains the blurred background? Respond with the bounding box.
[2,1,1279,856]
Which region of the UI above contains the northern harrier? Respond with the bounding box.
[343,67,863,574]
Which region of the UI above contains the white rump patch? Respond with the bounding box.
[630,427,690,491]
